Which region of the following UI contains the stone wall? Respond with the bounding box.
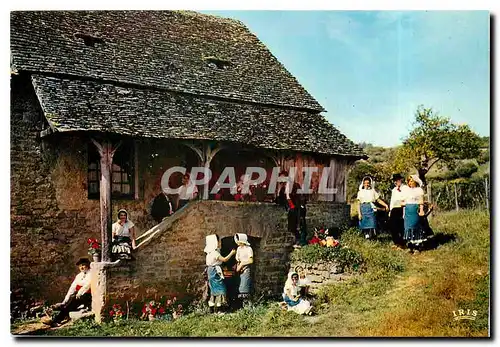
[105,200,352,306]
[10,75,176,305]
[305,202,350,232]
[289,259,354,293]
[106,201,292,305]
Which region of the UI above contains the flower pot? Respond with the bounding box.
[92,254,100,263]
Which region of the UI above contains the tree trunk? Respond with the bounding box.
[485,177,489,210]
[454,182,459,212]
[418,168,428,187]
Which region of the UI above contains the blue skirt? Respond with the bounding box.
[207,266,226,296]
[283,295,300,307]
[404,204,426,243]
[359,203,376,229]
[239,267,252,294]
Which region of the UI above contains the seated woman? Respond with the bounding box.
[205,234,236,314]
[283,272,313,315]
[44,258,92,326]
[111,209,136,260]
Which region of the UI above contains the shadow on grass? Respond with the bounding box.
[423,232,457,250]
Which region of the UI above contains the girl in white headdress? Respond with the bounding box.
[356,176,389,240]
[283,272,313,315]
[204,234,236,314]
[402,174,426,252]
[234,233,254,306]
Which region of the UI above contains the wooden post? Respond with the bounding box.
[183,141,223,200]
[427,181,432,205]
[485,177,489,210]
[91,139,120,262]
[454,182,459,212]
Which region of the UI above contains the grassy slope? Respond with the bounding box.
[38,210,489,337]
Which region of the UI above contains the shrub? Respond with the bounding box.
[290,244,363,272]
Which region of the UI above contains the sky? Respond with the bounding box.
[202,10,490,147]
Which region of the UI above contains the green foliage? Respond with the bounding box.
[290,244,364,272]
[432,162,479,181]
[339,229,407,274]
[431,175,489,210]
[394,106,482,182]
[476,149,490,165]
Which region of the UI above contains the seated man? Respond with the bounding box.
[47,258,92,326]
[150,190,174,223]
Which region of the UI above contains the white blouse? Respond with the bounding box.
[63,270,91,303]
[236,246,253,264]
[178,184,198,200]
[390,185,410,210]
[284,282,300,297]
[357,189,380,204]
[206,250,223,266]
[112,220,135,237]
[405,187,424,205]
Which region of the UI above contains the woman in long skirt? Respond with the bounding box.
[357,176,389,239]
[111,209,136,260]
[204,234,236,314]
[403,175,426,252]
[234,233,254,307]
[389,173,409,249]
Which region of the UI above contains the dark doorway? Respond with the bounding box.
[220,235,261,311]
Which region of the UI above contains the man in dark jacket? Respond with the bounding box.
[150,191,174,223]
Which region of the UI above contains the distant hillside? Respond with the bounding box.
[357,136,490,180]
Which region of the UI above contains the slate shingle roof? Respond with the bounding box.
[32,75,365,157]
[11,10,322,111]
[11,10,366,158]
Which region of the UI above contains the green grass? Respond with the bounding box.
[18,210,490,337]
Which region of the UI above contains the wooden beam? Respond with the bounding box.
[134,141,139,200]
[91,139,120,262]
[40,127,54,138]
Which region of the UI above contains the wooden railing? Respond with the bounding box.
[134,201,199,250]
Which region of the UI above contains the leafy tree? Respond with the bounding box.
[477,148,490,165]
[393,106,481,186]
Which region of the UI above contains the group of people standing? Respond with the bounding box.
[204,233,254,314]
[357,173,433,252]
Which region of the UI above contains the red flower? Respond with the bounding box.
[158,307,165,314]
[109,310,115,317]
[91,243,100,249]
[151,308,157,316]
[142,305,147,314]
[309,237,320,245]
